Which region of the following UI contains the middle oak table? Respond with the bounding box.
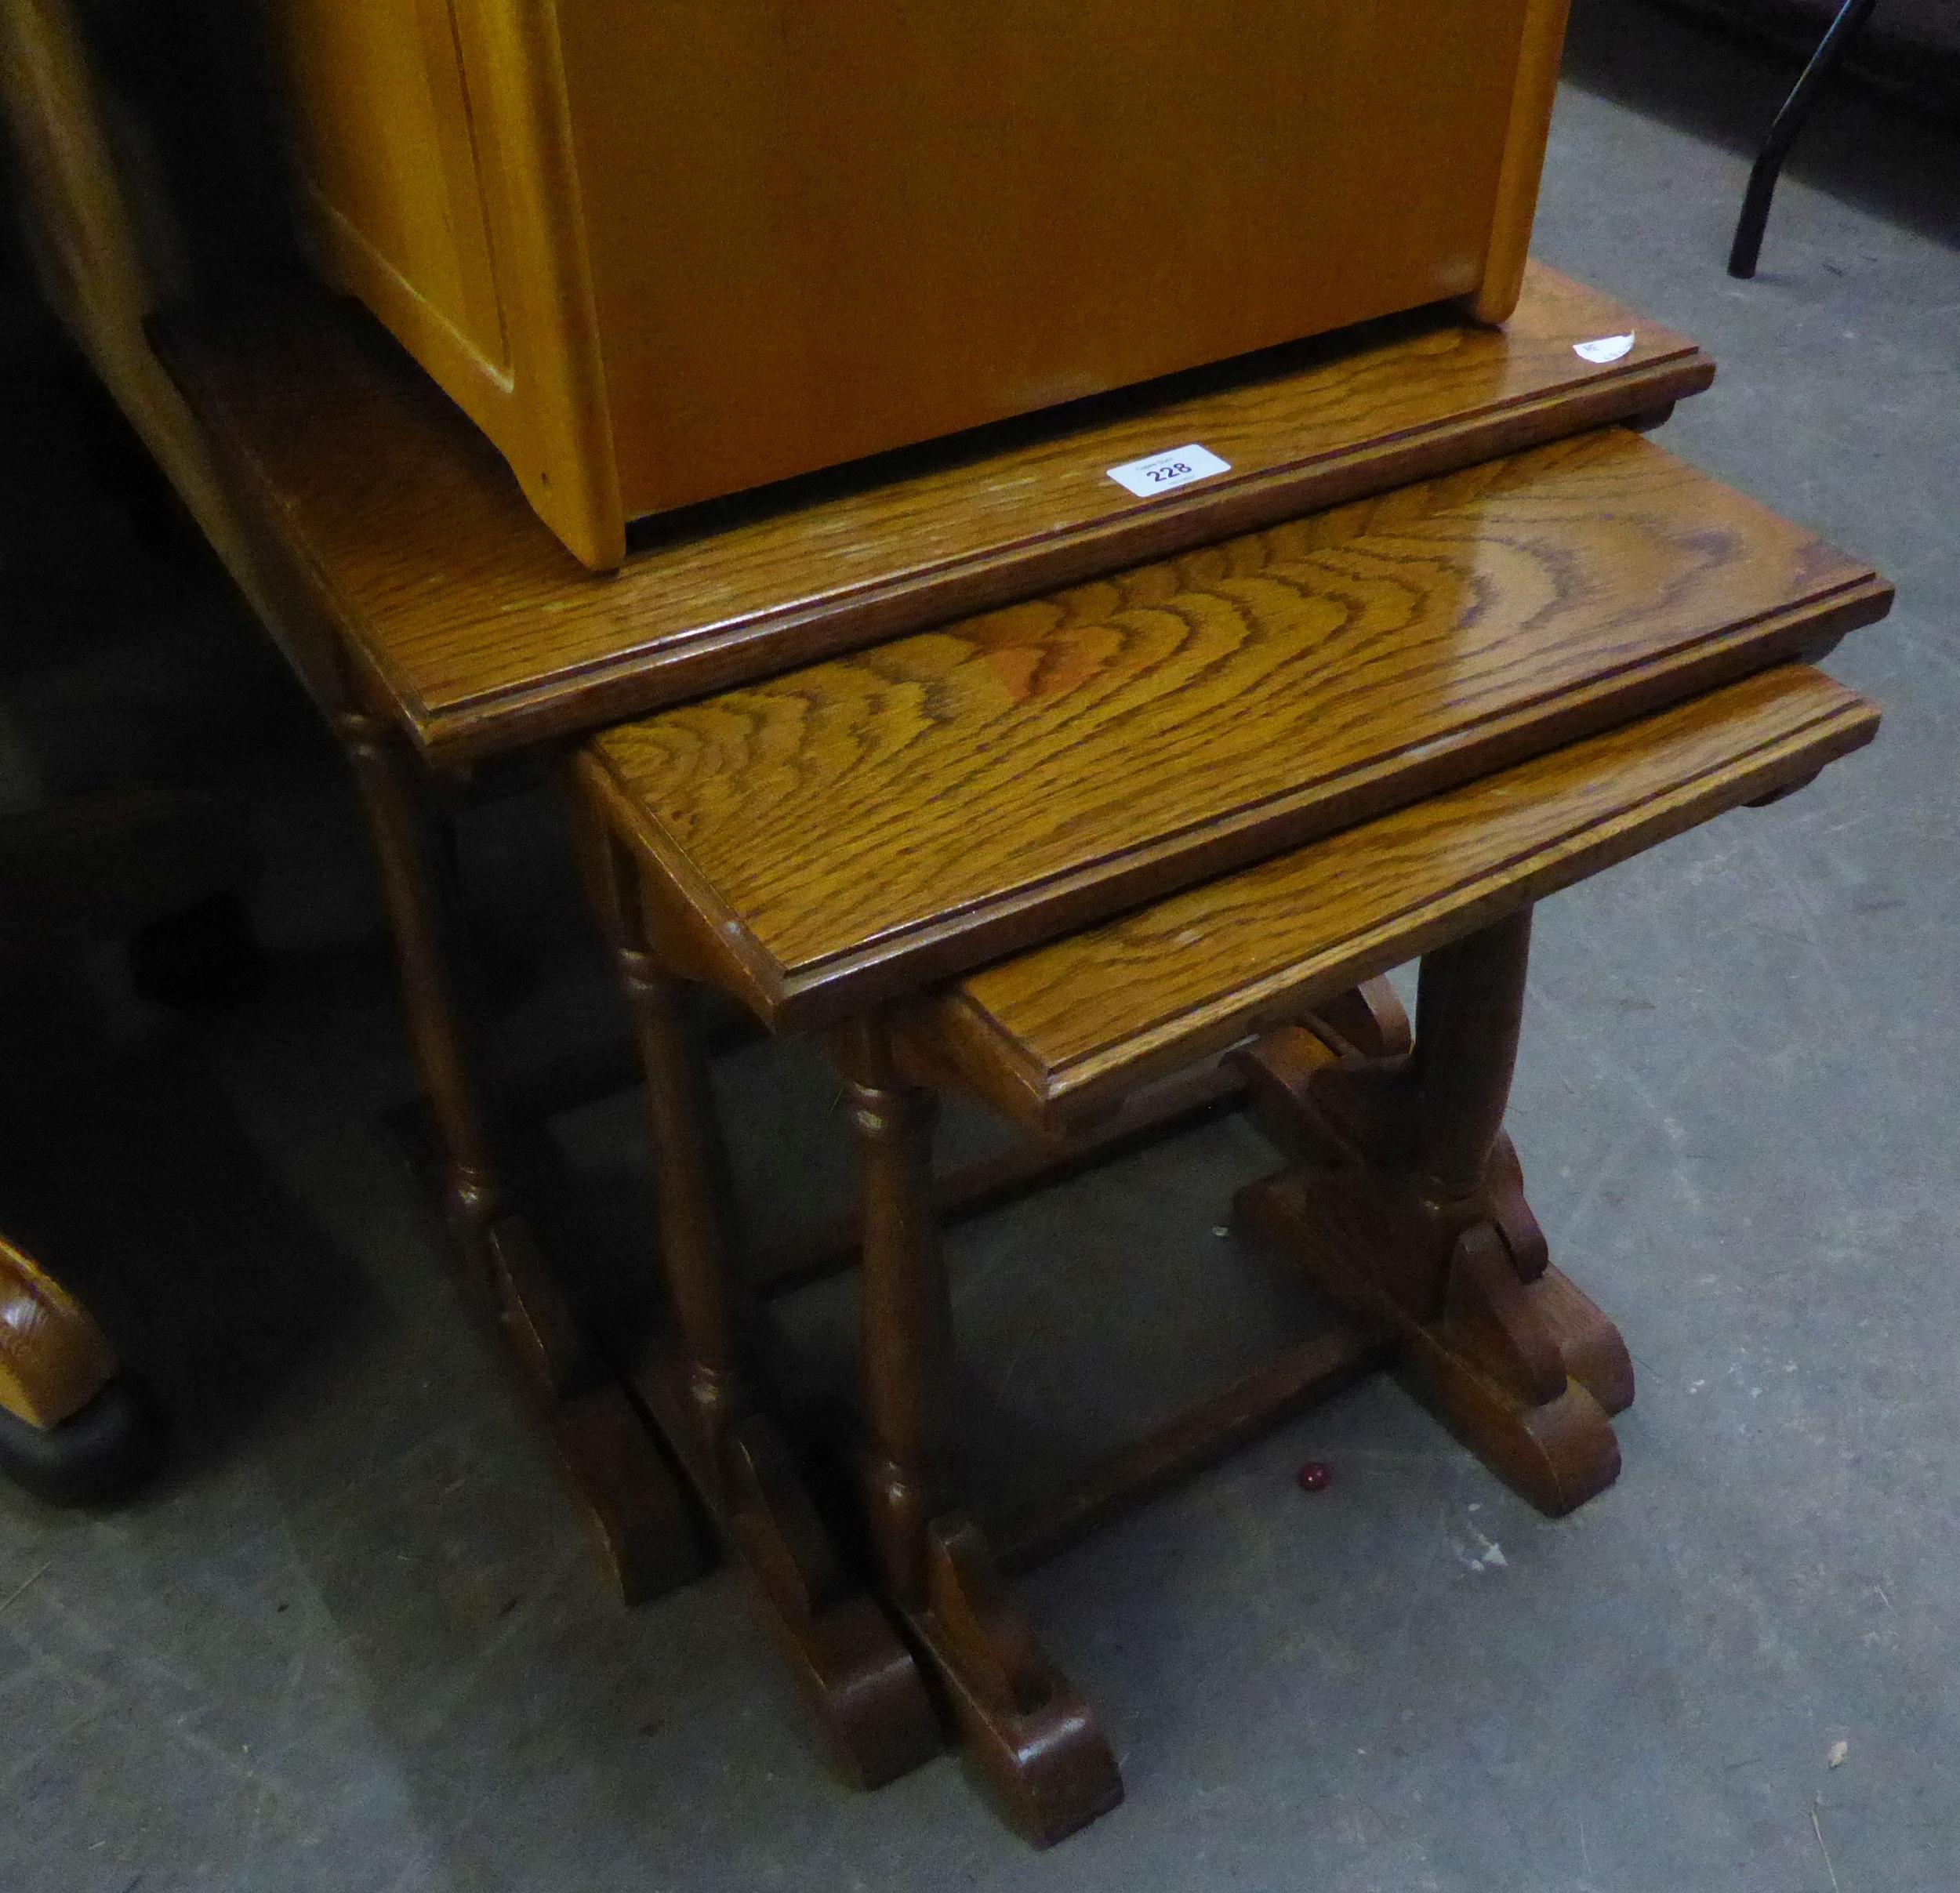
[571,425,1888,1840]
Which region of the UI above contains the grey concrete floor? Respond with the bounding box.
[3,4,1958,1888]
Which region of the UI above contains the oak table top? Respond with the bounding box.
[160,264,1714,763]
[580,428,1890,1032]
[915,665,1879,1133]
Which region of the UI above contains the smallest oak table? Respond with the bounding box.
[573,425,1889,1844]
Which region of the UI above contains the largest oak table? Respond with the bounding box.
[158,264,1719,1602]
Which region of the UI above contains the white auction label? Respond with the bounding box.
[1573,332,1636,364]
[1105,443,1232,498]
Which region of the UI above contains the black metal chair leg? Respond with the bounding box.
[1729,0,1880,278]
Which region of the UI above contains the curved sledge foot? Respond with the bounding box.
[634,1364,943,1791]
[913,1515,1123,1847]
[721,1415,943,1790]
[1236,1170,1627,1518]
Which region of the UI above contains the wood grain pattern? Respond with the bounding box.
[278,0,511,393]
[0,1231,118,1431]
[1472,0,1575,325]
[269,0,1566,561]
[158,265,1716,760]
[450,0,626,571]
[832,1020,1123,1845]
[583,432,1889,1032]
[555,0,1538,525]
[0,0,702,1568]
[1233,910,1631,1520]
[920,666,1879,1133]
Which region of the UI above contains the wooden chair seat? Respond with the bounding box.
[906,664,1878,1137]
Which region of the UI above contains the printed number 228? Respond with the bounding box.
[1148,462,1192,483]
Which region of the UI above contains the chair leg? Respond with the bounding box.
[1729,0,1880,278]
[834,1016,1123,1847]
[610,921,940,1792]
[1236,907,1633,1517]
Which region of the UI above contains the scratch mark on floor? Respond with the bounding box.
[0,1560,50,1619]
[1812,1808,1842,1893]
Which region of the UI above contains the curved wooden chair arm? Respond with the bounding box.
[0,1231,118,1430]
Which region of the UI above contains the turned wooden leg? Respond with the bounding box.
[1237,908,1633,1517]
[616,948,746,1463]
[835,1016,1123,1846]
[338,713,703,1603]
[603,879,938,1790]
[340,716,503,1259]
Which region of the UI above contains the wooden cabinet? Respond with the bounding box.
[273,1,1573,568]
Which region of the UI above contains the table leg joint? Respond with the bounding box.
[1235,914,1634,1518]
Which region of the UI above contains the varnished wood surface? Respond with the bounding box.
[583,432,1889,1032]
[278,0,510,386]
[0,1232,118,1431]
[0,0,702,1572]
[833,1021,1123,1844]
[274,0,630,568]
[922,666,1879,1132]
[1472,0,1574,325]
[270,0,1569,561]
[160,265,1715,760]
[1234,910,1632,1519]
[556,0,1552,524]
